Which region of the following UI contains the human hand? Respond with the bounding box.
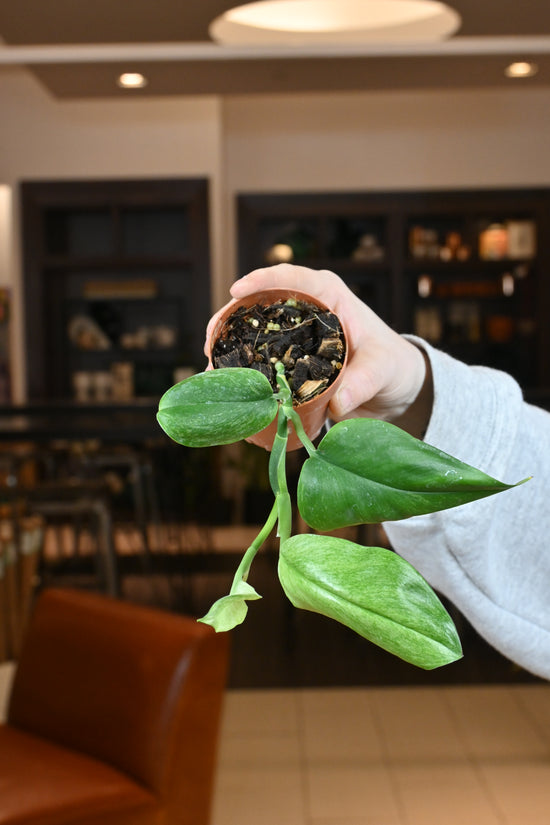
[205,264,432,435]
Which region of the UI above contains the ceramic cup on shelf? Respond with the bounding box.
[207,288,349,451]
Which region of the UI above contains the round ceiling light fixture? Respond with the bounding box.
[117,71,148,89]
[504,61,538,79]
[209,0,461,46]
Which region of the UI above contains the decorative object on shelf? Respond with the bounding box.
[501,273,515,296]
[506,220,537,259]
[352,233,385,262]
[72,371,93,402]
[479,223,508,260]
[93,371,113,402]
[417,274,433,298]
[72,370,115,402]
[119,324,177,350]
[410,226,470,262]
[414,306,442,342]
[264,243,294,265]
[455,244,472,261]
[68,315,112,351]
[441,230,471,261]
[274,224,317,262]
[110,362,134,401]
[446,301,481,343]
[409,226,440,260]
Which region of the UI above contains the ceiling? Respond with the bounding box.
[1,0,550,98]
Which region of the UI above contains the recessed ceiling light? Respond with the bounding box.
[117,72,148,89]
[210,0,461,46]
[504,61,538,79]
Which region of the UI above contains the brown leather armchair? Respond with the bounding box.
[0,588,230,825]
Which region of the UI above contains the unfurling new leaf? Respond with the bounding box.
[198,580,262,632]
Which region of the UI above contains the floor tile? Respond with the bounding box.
[513,684,550,745]
[306,764,401,823]
[212,766,306,825]
[479,761,550,825]
[391,763,502,825]
[308,816,396,825]
[369,686,466,761]
[217,730,302,768]
[300,688,384,763]
[443,686,550,759]
[221,688,300,736]
[310,820,396,825]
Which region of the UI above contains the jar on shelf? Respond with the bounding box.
[479,224,508,260]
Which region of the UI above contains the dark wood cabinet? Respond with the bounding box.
[21,178,211,401]
[238,188,550,395]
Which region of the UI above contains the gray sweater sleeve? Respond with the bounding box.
[383,337,550,679]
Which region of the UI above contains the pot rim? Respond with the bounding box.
[207,286,349,450]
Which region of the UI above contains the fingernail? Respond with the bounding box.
[335,388,353,416]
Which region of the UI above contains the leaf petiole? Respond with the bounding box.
[230,498,279,592]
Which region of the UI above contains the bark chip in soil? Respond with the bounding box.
[212,298,346,404]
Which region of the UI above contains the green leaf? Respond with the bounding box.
[278,534,462,669]
[298,418,526,530]
[198,580,262,632]
[157,368,278,447]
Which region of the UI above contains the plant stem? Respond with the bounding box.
[230,498,279,591]
[285,406,317,457]
[269,406,292,545]
[274,361,318,457]
[270,363,294,545]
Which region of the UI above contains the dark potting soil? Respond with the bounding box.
[211,298,346,404]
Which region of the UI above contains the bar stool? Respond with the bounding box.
[30,492,118,597]
[1,451,119,597]
[74,445,160,566]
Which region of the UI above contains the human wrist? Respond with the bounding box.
[390,345,433,439]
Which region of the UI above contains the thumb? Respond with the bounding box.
[328,350,384,420]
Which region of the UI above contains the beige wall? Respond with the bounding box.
[1,63,550,397]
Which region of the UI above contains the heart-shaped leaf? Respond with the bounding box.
[157,368,278,447]
[198,580,262,632]
[298,418,525,530]
[278,534,462,669]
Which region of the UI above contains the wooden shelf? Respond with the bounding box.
[238,187,550,392]
[21,178,211,401]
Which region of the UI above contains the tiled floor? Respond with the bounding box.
[2,662,549,825]
[212,684,550,825]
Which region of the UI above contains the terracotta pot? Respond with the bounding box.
[208,288,349,451]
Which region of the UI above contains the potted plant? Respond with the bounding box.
[157,290,526,670]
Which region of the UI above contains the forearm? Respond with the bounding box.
[385,340,550,678]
